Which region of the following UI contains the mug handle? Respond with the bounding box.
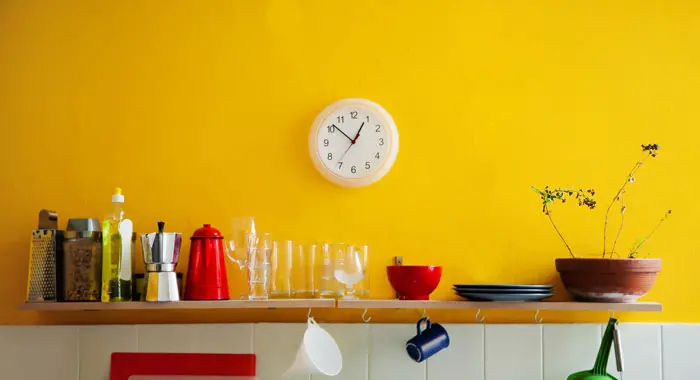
[416,317,431,335]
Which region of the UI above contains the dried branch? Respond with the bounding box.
[629,210,672,258]
[602,144,659,257]
[544,204,575,258]
[610,191,626,257]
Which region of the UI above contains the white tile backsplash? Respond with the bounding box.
[605,323,663,380]
[137,323,253,353]
[312,323,369,380]
[369,324,426,380]
[485,324,542,380]
[79,325,137,380]
[1,322,699,379]
[543,324,600,380]
[426,324,484,380]
[254,323,310,380]
[0,325,78,380]
[662,324,700,380]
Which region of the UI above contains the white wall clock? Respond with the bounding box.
[309,98,399,188]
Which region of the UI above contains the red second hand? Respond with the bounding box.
[338,122,364,163]
[338,139,355,162]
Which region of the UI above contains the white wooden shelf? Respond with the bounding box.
[19,298,662,312]
[336,299,662,312]
[18,298,335,311]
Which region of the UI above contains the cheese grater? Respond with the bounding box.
[26,210,64,302]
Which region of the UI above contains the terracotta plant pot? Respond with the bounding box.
[555,258,661,303]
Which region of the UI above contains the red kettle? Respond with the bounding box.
[184,224,229,300]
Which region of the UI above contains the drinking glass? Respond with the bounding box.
[247,232,271,300]
[270,240,292,298]
[227,217,257,269]
[356,245,370,298]
[317,243,343,298]
[226,217,257,299]
[334,245,365,300]
[292,243,316,299]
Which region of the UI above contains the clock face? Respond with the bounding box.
[309,99,399,187]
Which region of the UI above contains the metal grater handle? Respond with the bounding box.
[38,209,58,230]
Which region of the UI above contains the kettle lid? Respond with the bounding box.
[191,224,223,239]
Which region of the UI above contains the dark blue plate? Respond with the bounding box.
[455,292,554,302]
[454,284,553,290]
[454,287,553,294]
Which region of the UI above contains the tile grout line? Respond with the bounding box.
[659,324,665,380]
[366,323,371,380]
[540,324,544,380]
[367,324,372,380]
[75,326,80,380]
[251,322,255,356]
[482,323,486,380]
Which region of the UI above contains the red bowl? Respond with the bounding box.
[386,265,442,300]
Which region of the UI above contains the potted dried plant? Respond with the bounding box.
[533,144,669,302]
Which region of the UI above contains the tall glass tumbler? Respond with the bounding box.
[247,232,271,300]
[356,245,370,298]
[318,243,342,298]
[292,243,316,299]
[270,240,292,298]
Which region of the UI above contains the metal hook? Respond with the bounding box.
[475,308,485,323]
[362,308,372,323]
[534,309,543,323]
[610,311,615,319]
[307,308,312,320]
[420,308,427,319]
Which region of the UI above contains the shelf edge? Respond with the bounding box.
[336,299,662,312]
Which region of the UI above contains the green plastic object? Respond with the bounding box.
[567,318,619,380]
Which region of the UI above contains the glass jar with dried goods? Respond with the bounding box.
[62,230,102,301]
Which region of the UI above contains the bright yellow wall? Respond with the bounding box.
[1,1,699,325]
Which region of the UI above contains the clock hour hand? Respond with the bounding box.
[331,124,354,143]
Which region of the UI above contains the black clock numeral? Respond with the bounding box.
[375,125,381,132]
[350,111,358,119]
[365,161,371,170]
[327,153,333,161]
[375,152,380,159]
[379,138,384,146]
[337,116,344,123]
[351,166,357,174]
[338,161,343,169]
[327,125,335,133]
[323,139,329,147]
[365,115,370,123]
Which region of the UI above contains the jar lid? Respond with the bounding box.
[66,218,100,232]
[191,224,223,239]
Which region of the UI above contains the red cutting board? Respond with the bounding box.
[110,352,256,379]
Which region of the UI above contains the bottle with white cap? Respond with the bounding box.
[101,187,134,302]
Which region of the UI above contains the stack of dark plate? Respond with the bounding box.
[453,284,554,302]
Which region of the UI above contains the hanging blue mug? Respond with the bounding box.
[406,317,450,362]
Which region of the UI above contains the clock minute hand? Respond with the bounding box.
[352,122,365,143]
[332,124,354,143]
